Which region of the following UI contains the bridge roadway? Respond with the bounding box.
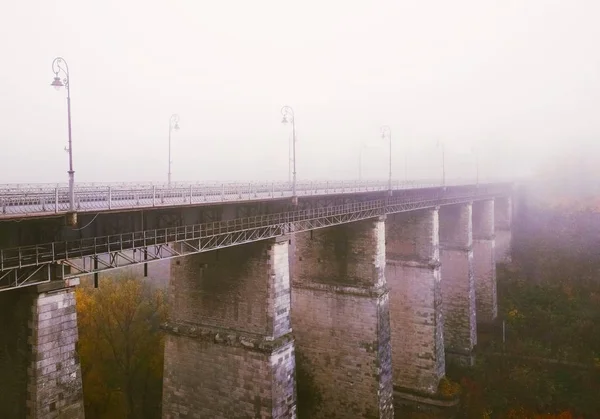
[0,179,512,292]
[1,179,494,218]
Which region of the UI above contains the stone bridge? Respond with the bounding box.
[0,181,513,418]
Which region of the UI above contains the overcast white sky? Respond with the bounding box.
[1,0,599,184]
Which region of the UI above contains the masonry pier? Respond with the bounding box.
[494,197,513,264]
[385,208,445,395]
[292,217,394,418]
[439,203,477,366]
[162,238,297,418]
[0,280,85,419]
[472,199,497,324]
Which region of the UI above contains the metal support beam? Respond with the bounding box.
[0,189,510,291]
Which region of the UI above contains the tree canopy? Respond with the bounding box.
[76,276,166,419]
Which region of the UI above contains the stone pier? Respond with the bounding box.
[472,199,497,324]
[0,281,85,419]
[386,208,445,395]
[292,217,394,418]
[162,238,297,418]
[439,203,476,366]
[494,197,512,264]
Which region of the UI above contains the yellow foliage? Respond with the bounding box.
[507,307,525,323]
[438,377,461,398]
[506,407,577,419]
[76,276,166,419]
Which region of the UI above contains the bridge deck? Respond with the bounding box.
[0,185,511,292]
[0,180,497,219]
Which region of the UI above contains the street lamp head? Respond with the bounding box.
[51,76,64,91]
[174,122,180,131]
[51,57,69,90]
[280,105,294,125]
[380,125,391,140]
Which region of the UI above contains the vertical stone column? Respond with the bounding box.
[473,199,497,323]
[162,237,296,419]
[292,217,394,419]
[494,196,512,264]
[0,282,85,419]
[386,208,445,395]
[439,203,476,366]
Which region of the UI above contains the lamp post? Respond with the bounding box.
[359,143,363,181]
[50,57,75,212]
[288,132,292,183]
[472,146,479,186]
[380,125,392,195]
[404,141,409,182]
[168,114,180,186]
[281,106,297,204]
[436,139,446,187]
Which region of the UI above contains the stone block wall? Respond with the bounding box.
[292,217,394,418]
[494,196,512,231]
[0,289,31,418]
[163,332,295,419]
[0,285,85,419]
[162,237,296,418]
[293,217,385,288]
[439,203,476,365]
[167,238,291,338]
[495,230,512,264]
[386,209,439,263]
[495,197,513,264]
[473,199,497,323]
[386,209,445,394]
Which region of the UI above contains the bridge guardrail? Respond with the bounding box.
[0,179,511,217]
[0,185,511,291]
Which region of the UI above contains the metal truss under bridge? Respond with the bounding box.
[0,179,507,218]
[0,190,507,292]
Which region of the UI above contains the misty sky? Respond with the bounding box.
[1,0,599,184]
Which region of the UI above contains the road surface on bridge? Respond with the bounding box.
[0,179,490,218]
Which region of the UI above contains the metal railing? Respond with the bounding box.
[0,179,508,217]
[0,178,449,191]
[0,186,510,291]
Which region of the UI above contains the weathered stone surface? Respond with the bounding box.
[495,197,512,263]
[473,199,498,323]
[163,333,296,419]
[494,197,512,231]
[0,286,85,419]
[440,249,476,366]
[162,237,296,418]
[473,199,495,240]
[294,217,386,289]
[473,239,497,322]
[168,237,292,339]
[161,321,294,353]
[292,217,394,418]
[386,209,445,395]
[495,229,512,264]
[439,203,476,365]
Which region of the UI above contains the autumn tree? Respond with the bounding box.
[506,407,579,419]
[76,275,166,419]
